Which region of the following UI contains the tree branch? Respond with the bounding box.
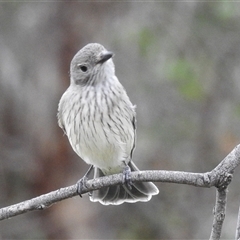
[0,144,240,240]
[210,187,228,240]
[235,203,240,240]
[0,170,208,221]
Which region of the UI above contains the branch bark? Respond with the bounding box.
[210,187,228,240]
[0,144,240,240]
[235,203,240,240]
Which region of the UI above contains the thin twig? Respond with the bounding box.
[0,170,208,221]
[0,144,239,240]
[0,185,77,221]
[235,203,240,240]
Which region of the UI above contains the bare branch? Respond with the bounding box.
[0,144,240,237]
[210,187,228,240]
[0,185,77,221]
[235,204,240,240]
[0,170,208,221]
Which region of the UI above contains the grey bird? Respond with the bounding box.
[57,43,159,205]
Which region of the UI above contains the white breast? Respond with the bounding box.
[59,77,135,174]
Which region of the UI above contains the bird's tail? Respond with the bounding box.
[89,161,159,205]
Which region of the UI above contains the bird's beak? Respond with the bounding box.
[97,51,114,64]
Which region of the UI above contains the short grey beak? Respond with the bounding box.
[97,51,114,64]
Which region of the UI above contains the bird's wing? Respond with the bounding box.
[57,98,66,134]
[130,114,136,159]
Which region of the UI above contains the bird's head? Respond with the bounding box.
[70,43,114,86]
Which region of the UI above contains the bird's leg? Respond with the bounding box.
[77,165,94,197]
[122,161,132,190]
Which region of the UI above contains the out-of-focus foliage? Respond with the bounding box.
[167,58,204,100]
[138,27,156,57]
[1,2,240,239]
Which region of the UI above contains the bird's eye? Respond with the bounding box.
[77,64,88,72]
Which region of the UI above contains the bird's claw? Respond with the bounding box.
[77,176,88,198]
[122,164,132,190]
[76,165,94,197]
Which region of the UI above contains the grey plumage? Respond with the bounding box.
[58,43,159,205]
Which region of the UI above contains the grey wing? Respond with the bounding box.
[57,100,66,134]
[130,115,136,159]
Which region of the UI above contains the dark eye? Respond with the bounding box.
[77,64,88,72]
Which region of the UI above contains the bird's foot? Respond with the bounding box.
[76,165,94,197]
[122,162,132,190]
[77,177,88,198]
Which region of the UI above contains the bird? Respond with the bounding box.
[57,43,159,205]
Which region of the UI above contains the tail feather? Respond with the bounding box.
[89,161,159,205]
[128,161,159,196]
[100,185,121,203]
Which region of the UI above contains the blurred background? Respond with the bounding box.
[1,1,240,239]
